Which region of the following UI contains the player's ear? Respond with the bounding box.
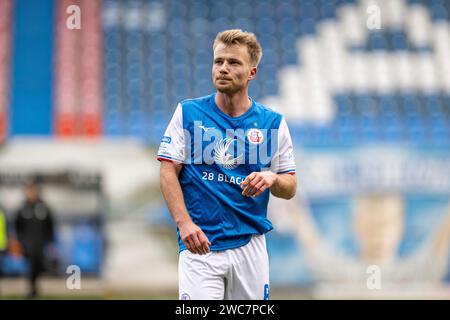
[248,66,257,81]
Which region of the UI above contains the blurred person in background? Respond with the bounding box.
[14,180,56,299]
[0,206,8,295]
[158,29,297,300]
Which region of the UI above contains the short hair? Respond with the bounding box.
[24,180,40,190]
[213,29,263,67]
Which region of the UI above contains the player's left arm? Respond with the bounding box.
[241,171,297,199]
[241,117,297,199]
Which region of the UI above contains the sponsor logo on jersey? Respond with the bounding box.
[161,136,172,144]
[213,138,243,170]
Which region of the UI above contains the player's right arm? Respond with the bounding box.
[158,104,210,255]
[160,161,211,255]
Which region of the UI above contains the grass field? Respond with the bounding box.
[2,277,450,300]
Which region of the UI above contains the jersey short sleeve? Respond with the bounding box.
[270,117,296,174]
[157,103,186,163]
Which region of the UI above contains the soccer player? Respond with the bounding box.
[158,29,297,300]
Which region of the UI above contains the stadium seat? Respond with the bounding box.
[98,0,449,147]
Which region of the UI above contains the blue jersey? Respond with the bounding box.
[158,93,296,252]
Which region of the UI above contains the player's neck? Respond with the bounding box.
[215,90,251,118]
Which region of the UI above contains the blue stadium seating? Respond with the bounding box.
[102,0,450,147]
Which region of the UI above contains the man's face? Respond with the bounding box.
[25,185,40,202]
[212,42,256,95]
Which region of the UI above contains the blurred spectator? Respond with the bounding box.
[0,206,7,294]
[14,181,56,299]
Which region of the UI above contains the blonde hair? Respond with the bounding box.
[213,29,263,67]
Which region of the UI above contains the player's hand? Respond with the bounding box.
[241,171,278,198]
[178,220,211,255]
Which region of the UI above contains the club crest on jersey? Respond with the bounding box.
[246,128,264,144]
[180,293,191,300]
[213,138,243,170]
